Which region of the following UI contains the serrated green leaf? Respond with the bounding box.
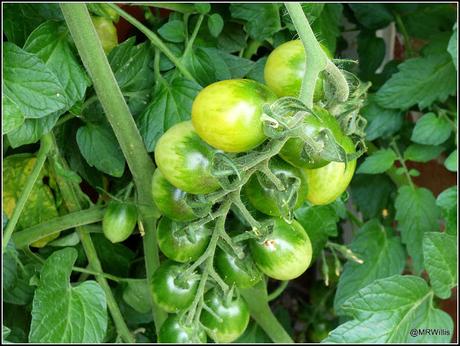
[326,275,453,343]
[423,232,457,299]
[334,220,405,314]
[217,22,247,53]
[158,19,185,43]
[357,149,397,174]
[76,123,125,177]
[404,144,444,163]
[217,51,255,78]
[3,42,67,119]
[230,3,281,41]
[2,94,25,135]
[395,186,440,273]
[208,13,224,38]
[137,75,201,152]
[375,54,457,110]
[411,113,452,145]
[3,262,41,305]
[29,248,107,343]
[444,150,457,172]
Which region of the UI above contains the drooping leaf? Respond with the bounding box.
[395,186,440,273]
[29,248,107,343]
[334,220,406,313]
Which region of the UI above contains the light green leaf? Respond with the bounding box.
[375,53,457,110]
[404,144,444,163]
[411,113,452,145]
[423,232,457,299]
[395,186,440,273]
[230,3,281,41]
[2,94,25,135]
[357,149,397,174]
[158,20,185,43]
[444,150,457,172]
[208,13,224,37]
[3,42,67,119]
[436,186,457,236]
[29,248,107,343]
[137,75,202,152]
[76,123,125,177]
[122,279,152,314]
[334,220,406,313]
[326,275,453,343]
[194,3,210,14]
[448,23,457,69]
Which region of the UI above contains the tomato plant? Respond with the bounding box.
[3,2,457,345]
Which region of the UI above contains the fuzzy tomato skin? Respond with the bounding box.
[304,135,356,205]
[244,156,308,217]
[151,169,197,222]
[192,79,277,153]
[102,201,137,243]
[154,121,220,194]
[91,16,118,54]
[158,315,207,343]
[264,40,332,100]
[279,107,347,169]
[151,261,199,313]
[214,247,263,288]
[249,218,312,280]
[157,217,211,263]
[200,288,250,343]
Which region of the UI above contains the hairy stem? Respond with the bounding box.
[3,134,52,253]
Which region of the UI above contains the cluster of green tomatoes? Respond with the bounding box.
[102,40,357,343]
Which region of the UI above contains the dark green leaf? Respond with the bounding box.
[361,95,403,141]
[158,20,185,43]
[357,149,397,174]
[436,186,457,236]
[334,220,405,313]
[448,24,457,70]
[208,13,224,38]
[217,23,247,53]
[357,31,385,81]
[404,144,445,163]
[349,4,393,30]
[122,279,152,314]
[404,5,456,39]
[194,3,211,14]
[183,47,231,86]
[245,57,267,84]
[137,76,201,152]
[76,123,126,177]
[217,51,255,78]
[411,113,452,145]
[92,234,136,277]
[395,186,440,273]
[311,4,343,54]
[230,3,281,41]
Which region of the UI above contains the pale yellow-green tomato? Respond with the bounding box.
[91,16,118,54]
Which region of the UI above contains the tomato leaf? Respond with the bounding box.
[436,186,457,236]
[311,4,343,54]
[349,4,393,30]
[158,20,185,43]
[357,31,385,81]
[334,220,405,311]
[395,186,440,274]
[29,248,107,343]
[410,113,452,145]
[2,94,25,135]
[444,149,457,172]
[325,275,453,343]
[403,144,445,163]
[356,149,397,174]
[208,13,224,38]
[423,232,457,299]
[448,24,457,70]
[122,279,152,314]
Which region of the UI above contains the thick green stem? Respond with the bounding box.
[284,3,328,107]
[60,3,167,331]
[2,134,52,253]
[107,3,197,83]
[241,282,294,343]
[12,206,106,249]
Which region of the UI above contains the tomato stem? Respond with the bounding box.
[267,280,289,302]
[182,14,205,58]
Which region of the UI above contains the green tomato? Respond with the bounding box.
[304,135,356,205]
[264,40,332,101]
[279,107,348,169]
[192,79,277,153]
[155,121,220,194]
[200,288,250,343]
[158,315,207,343]
[214,246,263,288]
[157,217,211,263]
[151,261,199,313]
[249,218,312,280]
[102,201,137,243]
[91,16,118,54]
[151,169,197,222]
[243,156,308,217]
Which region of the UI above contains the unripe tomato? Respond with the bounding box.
[151,261,199,313]
[279,107,347,169]
[214,247,263,288]
[264,40,332,101]
[154,121,220,194]
[91,16,118,54]
[200,288,250,343]
[243,156,308,217]
[192,79,277,153]
[151,169,197,222]
[102,201,137,243]
[157,217,211,263]
[250,218,312,280]
[304,135,356,205]
[158,315,207,343]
